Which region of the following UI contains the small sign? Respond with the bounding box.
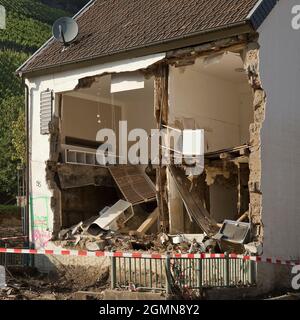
[0,5,6,30]
[0,265,6,289]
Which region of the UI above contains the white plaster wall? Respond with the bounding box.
[26,53,165,249]
[27,86,53,248]
[62,95,122,142]
[121,78,156,135]
[169,64,251,152]
[239,84,254,144]
[259,0,300,260]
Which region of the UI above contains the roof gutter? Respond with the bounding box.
[16,0,96,77]
[20,20,254,79]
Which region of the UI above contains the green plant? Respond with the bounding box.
[0,1,84,200]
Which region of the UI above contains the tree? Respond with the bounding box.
[12,107,26,165]
[0,95,24,197]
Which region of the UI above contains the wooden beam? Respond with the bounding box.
[169,165,219,236]
[154,63,170,233]
[237,211,249,222]
[137,208,159,235]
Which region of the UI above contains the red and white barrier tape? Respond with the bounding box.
[0,247,299,266]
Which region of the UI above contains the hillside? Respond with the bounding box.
[0,0,88,201]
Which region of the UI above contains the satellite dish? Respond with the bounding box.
[52,17,79,46]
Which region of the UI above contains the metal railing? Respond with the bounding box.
[111,254,256,293]
[0,250,31,268]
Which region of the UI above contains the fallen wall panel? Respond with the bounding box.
[109,165,156,205]
[169,165,219,236]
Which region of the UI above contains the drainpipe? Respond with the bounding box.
[24,81,30,248]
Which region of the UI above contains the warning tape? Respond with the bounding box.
[0,247,299,266]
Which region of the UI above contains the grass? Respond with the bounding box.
[0,1,73,197]
[0,204,20,215]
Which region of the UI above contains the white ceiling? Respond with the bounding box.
[192,51,249,83]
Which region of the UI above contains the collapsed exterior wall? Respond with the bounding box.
[165,35,264,244]
[26,34,264,257]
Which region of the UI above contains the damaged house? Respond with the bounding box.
[16,0,300,292]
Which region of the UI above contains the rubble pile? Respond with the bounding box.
[56,213,259,256]
[56,221,223,255]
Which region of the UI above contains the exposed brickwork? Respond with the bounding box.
[244,41,266,242]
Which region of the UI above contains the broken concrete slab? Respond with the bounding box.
[58,221,83,240]
[87,200,133,235]
[57,164,113,189]
[86,240,107,252]
[244,241,263,255]
[0,266,6,289]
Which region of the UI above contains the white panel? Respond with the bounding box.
[111,72,145,93]
[90,200,132,231]
[182,129,204,155]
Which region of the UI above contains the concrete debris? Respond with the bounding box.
[58,222,84,241]
[160,233,169,245]
[56,225,226,254]
[56,204,253,255]
[71,222,83,235]
[189,240,206,253]
[181,234,206,243]
[56,214,255,255]
[0,266,6,289]
[85,240,107,252]
[204,239,219,253]
[172,235,184,245]
[244,242,263,256]
[87,200,133,235]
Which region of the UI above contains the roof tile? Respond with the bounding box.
[20,0,260,74]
